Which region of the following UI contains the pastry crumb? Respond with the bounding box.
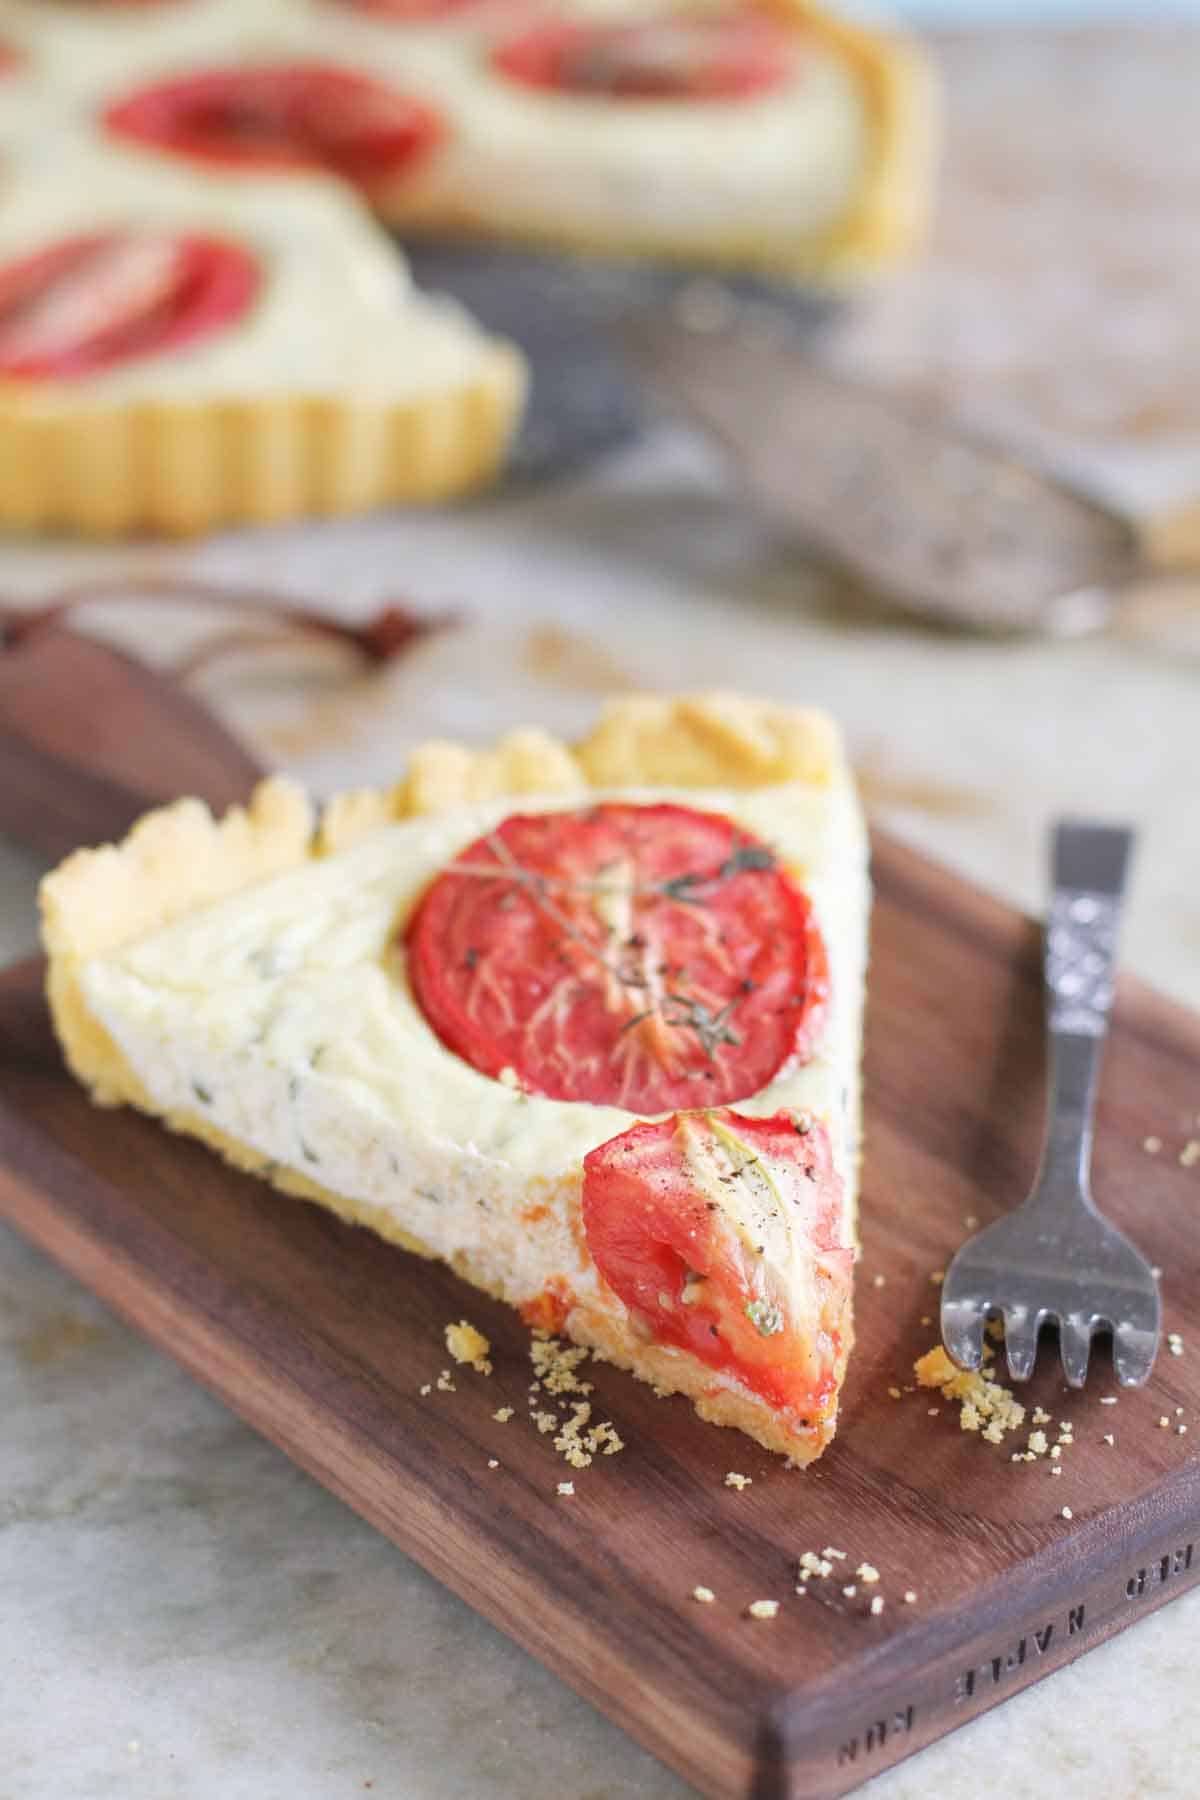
[822,1547,847,1561]
[492,1406,514,1423]
[1032,1406,1052,1424]
[445,1319,493,1375]
[1099,1396,1118,1406]
[915,1345,1026,1443]
[1180,1139,1200,1168]
[1028,1430,1049,1456]
[556,1481,575,1497]
[1061,1506,1073,1520]
[1159,1415,1171,1429]
[870,1596,885,1616]
[856,1563,880,1585]
[904,1590,918,1605]
[1179,1425,1189,1436]
[747,1599,779,1621]
[487,1458,499,1469]
[872,1274,886,1288]
[888,1386,903,1400]
[1102,1433,1115,1446]
[929,1270,945,1286]
[530,1333,594,1397]
[435,1370,456,1393]
[1143,1136,1163,1155]
[419,1383,432,1397]
[1168,1333,1184,1357]
[692,1585,716,1605]
[725,1472,752,1491]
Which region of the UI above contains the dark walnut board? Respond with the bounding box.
[2,643,1200,1799]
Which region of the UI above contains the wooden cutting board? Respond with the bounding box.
[1,644,1199,1800]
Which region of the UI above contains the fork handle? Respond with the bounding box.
[1038,822,1135,1201]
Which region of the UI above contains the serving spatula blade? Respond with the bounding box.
[625,315,1147,636]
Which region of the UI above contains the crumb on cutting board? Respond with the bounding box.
[445,1319,493,1374]
[914,1344,1026,1444]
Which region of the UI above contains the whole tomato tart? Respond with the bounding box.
[0,140,524,534]
[316,0,937,278]
[41,694,868,1463]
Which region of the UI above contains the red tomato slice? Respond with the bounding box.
[0,42,23,75]
[0,231,259,380]
[582,1109,852,1416]
[104,64,445,187]
[490,13,795,101]
[406,801,828,1113]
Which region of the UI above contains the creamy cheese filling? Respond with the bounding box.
[80,777,868,1327]
[0,135,501,402]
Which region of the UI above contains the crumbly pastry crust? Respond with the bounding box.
[41,692,855,1462]
[0,344,526,537]
[375,2,937,283]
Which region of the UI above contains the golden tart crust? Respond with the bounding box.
[41,693,856,1463]
[0,346,526,538]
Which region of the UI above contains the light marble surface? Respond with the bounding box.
[3,24,1200,1799]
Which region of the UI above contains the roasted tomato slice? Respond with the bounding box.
[582,1109,852,1415]
[0,231,259,380]
[406,801,828,1113]
[490,12,794,101]
[104,64,445,187]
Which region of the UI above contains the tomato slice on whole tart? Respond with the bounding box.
[406,801,828,1114]
[582,1109,852,1416]
[0,231,259,379]
[104,64,445,187]
[490,12,795,102]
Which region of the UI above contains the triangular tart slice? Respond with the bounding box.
[0,136,524,535]
[41,693,867,1462]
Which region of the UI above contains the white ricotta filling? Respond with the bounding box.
[80,777,869,1316]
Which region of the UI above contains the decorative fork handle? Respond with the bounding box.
[1038,822,1135,1203]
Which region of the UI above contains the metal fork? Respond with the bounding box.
[941,821,1161,1389]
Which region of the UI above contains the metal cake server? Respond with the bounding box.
[940,821,1161,1389]
[626,314,1200,636]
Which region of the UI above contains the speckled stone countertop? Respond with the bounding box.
[2,25,1199,1800]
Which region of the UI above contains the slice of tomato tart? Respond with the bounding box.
[0,135,524,534]
[41,693,867,1462]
